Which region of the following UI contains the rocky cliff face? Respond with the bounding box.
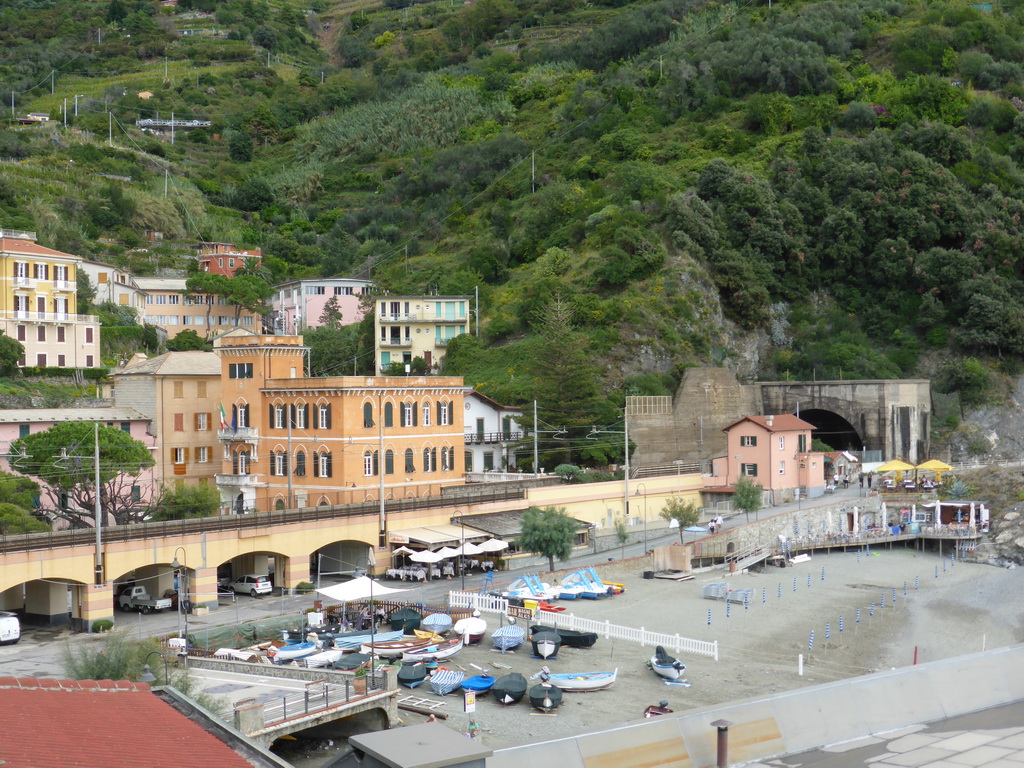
[967,506,1024,566]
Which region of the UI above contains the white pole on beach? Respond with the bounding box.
[798,653,804,676]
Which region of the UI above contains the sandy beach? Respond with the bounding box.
[403,547,1024,749]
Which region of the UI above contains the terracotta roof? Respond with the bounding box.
[0,677,254,768]
[723,414,815,433]
[0,238,78,260]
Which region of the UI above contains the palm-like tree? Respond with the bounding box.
[236,256,271,282]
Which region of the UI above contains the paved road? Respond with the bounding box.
[4,485,867,679]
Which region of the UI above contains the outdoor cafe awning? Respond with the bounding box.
[387,524,489,547]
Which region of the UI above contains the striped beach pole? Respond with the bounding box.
[936,565,939,578]
[892,587,897,606]
[762,587,767,604]
[793,576,797,592]
[821,566,825,581]
[857,549,861,563]
[856,607,861,624]
[778,583,782,599]
[904,581,907,597]
[839,615,844,634]
[881,593,885,609]
[707,608,712,627]
[943,559,946,572]
[726,600,731,619]
[825,621,830,641]
[744,594,749,612]
[916,575,919,590]
[870,601,875,618]
[809,630,815,655]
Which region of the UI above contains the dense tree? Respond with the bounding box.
[0,502,50,534]
[659,496,700,544]
[166,329,212,352]
[0,471,40,511]
[150,484,220,521]
[518,505,578,572]
[10,423,155,528]
[733,478,764,523]
[0,331,23,377]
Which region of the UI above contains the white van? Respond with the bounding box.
[0,611,20,644]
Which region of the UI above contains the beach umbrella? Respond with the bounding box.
[392,545,415,556]
[969,502,976,529]
[477,538,509,553]
[852,506,860,535]
[435,546,461,559]
[409,549,446,564]
[315,575,407,602]
[453,541,484,556]
[916,459,951,482]
[877,458,915,481]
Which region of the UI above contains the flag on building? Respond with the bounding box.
[219,404,228,430]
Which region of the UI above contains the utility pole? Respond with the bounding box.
[533,400,538,474]
[164,168,169,197]
[108,111,112,146]
[164,56,168,79]
[51,70,54,94]
[474,286,479,336]
[63,98,67,127]
[170,111,174,144]
[93,423,104,586]
[531,151,536,193]
[10,91,14,119]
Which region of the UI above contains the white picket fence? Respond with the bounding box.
[447,591,718,660]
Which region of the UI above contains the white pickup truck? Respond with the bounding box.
[117,585,173,614]
[0,611,19,644]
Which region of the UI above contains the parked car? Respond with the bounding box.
[117,585,173,614]
[0,611,20,644]
[229,574,272,597]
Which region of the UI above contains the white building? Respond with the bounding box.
[463,391,523,474]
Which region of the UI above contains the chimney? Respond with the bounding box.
[765,414,774,427]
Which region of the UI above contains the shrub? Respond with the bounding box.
[91,620,114,633]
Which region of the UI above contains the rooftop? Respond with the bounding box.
[113,351,221,377]
[0,677,257,768]
[723,414,816,433]
[0,407,149,424]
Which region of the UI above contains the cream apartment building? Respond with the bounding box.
[374,295,471,373]
[0,230,100,368]
[134,277,262,340]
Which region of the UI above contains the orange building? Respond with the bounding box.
[213,334,468,517]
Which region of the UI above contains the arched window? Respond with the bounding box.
[438,400,449,426]
[385,449,395,475]
[384,402,394,428]
[423,447,432,473]
[421,402,431,426]
[233,450,250,475]
[274,498,285,510]
[295,450,306,477]
[269,451,277,476]
[274,451,287,476]
[405,448,415,473]
[440,446,451,471]
[363,402,374,429]
[318,403,331,429]
[363,451,374,476]
[291,403,309,429]
[319,451,332,477]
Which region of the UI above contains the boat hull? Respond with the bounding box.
[270,642,318,662]
[429,669,464,696]
[401,636,463,663]
[491,626,525,651]
[398,664,428,688]
[531,631,561,659]
[492,673,528,705]
[543,669,617,691]
[529,683,563,711]
[461,675,495,693]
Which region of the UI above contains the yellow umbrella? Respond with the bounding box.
[877,458,915,482]
[916,459,952,482]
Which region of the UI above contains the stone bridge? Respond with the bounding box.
[631,368,931,467]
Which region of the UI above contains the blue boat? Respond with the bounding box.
[491,625,525,651]
[460,674,495,693]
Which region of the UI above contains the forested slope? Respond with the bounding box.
[2,0,1023,464]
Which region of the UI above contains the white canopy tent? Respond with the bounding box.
[452,541,484,556]
[315,576,408,602]
[477,538,509,553]
[409,549,446,564]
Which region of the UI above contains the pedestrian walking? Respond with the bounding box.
[859,474,864,489]
[708,518,716,534]
[843,474,850,489]
[867,474,873,489]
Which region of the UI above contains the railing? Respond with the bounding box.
[465,471,542,483]
[0,486,527,555]
[0,229,36,240]
[446,590,717,659]
[217,427,259,441]
[1,311,91,323]
[12,275,32,287]
[379,338,412,347]
[214,473,262,487]
[632,462,702,479]
[53,279,73,291]
[464,431,523,445]
[262,680,384,725]
[380,313,418,323]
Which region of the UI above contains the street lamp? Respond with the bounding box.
[140,650,169,686]
[634,483,648,553]
[170,547,188,666]
[354,555,376,689]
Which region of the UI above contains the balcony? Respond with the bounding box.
[3,311,90,323]
[12,276,33,288]
[53,279,73,291]
[215,473,264,488]
[218,426,259,448]
[465,431,523,445]
[380,313,418,323]
[380,338,412,348]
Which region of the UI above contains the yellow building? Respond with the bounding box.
[213,333,468,516]
[134,277,262,340]
[374,295,471,373]
[0,230,100,368]
[109,351,223,489]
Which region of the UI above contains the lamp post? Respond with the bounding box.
[635,483,648,553]
[140,650,169,686]
[354,555,376,689]
[170,547,188,666]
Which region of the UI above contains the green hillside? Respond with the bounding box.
[2,0,1023,464]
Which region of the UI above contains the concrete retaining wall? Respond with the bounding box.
[488,644,1024,768]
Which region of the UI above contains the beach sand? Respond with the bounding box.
[413,548,1024,748]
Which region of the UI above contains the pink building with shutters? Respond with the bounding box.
[707,414,827,501]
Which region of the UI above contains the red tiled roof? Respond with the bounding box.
[0,677,254,768]
[0,238,77,259]
[723,414,815,433]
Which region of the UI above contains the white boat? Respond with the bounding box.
[540,667,617,691]
[301,650,345,668]
[453,614,487,644]
[401,635,464,662]
[267,642,318,662]
[650,646,687,681]
[429,669,464,695]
